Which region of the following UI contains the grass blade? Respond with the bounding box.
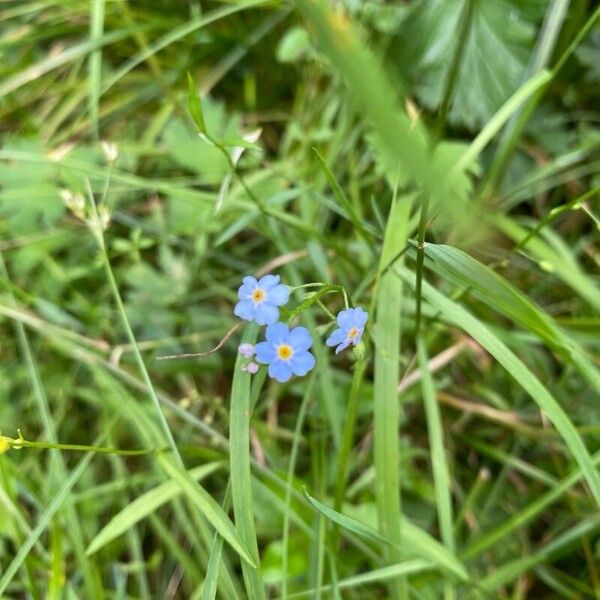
[86,462,223,555]
[282,376,315,599]
[0,443,97,594]
[158,454,256,568]
[479,516,600,592]
[398,266,600,508]
[373,195,413,595]
[417,337,456,599]
[229,323,266,598]
[200,483,233,600]
[462,449,600,559]
[0,29,139,100]
[303,489,468,581]
[286,560,433,599]
[495,215,600,312]
[422,242,600,394]
[89,0,105,139]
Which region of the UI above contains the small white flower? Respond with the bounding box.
[242,362,259,374]
[60,189,86,220]
[98,204,111,230]
[100,141,118,163]
[238,343,255,358]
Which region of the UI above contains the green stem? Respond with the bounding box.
[414,195,429,337]
[417,337,456,600]
[3,435,166,456]
[88,191,182,463]
[333,356,368,514]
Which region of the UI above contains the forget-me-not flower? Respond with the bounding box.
[238,343,255,358]
[255,322,315,383]
[234,275,289,326]
[242,361,259,374]
[326,307,368,354]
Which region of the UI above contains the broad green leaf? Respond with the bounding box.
[158,454,256,567]
[304,490,468,581]
[163,101,242,183]
[86,462,223,555]
[390,0,534,129]
[276,26,312,63]
[0,141,63,236]
[450,70,552,175]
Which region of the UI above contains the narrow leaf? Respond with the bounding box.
[187,72,207,134]
[229,323,266,598]
[158,454,256,567]
[422,242,600,394]
[86,462,223,555]
[304,489,468,581]
[397,266,600,508]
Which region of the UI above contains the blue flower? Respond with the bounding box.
[234,274,289,326]
[326,307,368,354]
[255,322,315,383]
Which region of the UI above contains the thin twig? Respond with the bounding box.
[157,323,242,360]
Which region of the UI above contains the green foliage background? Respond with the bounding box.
[0,0,599,598]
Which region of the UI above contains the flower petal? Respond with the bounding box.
[289,326,313,351]
[336,308,355,328]
[258,274,280,290]
[267,284,289,306]
[353,307,369,327]
[290,351,315,376]
[265,322,290,344]
[335,339,352,354]
[245,362,259,374]
[254,303,279,326]
[254,342,276,364]
[352,328,364,345]
[325,328,346,347]
[234,299,255,321]
[238,276,258,299]
[269,359,293,383]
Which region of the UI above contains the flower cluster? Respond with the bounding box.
[234,273,367,383]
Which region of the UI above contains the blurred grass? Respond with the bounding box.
[1,0,599,598]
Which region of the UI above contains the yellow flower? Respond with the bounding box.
[0,437,11,454]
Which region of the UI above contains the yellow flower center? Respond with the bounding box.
[251,288,266,303]
[277,344,293,360]
[347,327,359,339]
